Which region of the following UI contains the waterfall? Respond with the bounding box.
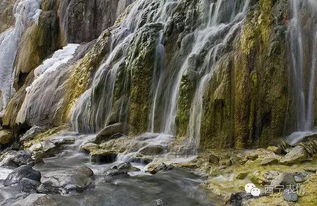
[287,0,317,144]
[16,44,79,124]
[71,0,149,133]
[0,0,41,110]
[155,0,250,153]
[149,0,177,132]
[71,0,252,151]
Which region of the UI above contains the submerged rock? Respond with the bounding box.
[11,194,57,206]
[4,165,41,187]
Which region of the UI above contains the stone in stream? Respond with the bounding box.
[146,163,174,174]
[138,145,165,156]
[0,150,33,167]
[11,194,57,206]
[38,166,94,194]
[90,151,117,164]
[19,178,40,193]
[80,143,99,153]
[95,123,126,143]
[4,165,41,186]
[28,137,75,161]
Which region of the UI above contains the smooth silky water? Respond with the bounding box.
[287,0,317,144]
[0,132,220,206]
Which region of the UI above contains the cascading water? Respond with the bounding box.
[72,0,252,153]
[287,0,317,145]
[151,0,250,152]
[71,0,149,133]
[0,0,41,110]
[71,0,180,134]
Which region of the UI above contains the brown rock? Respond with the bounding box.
[0,130,13,145]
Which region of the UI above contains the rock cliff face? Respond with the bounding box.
[0,0,308,150]
[1,1,317,205]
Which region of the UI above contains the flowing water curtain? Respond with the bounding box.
[147,0,250,153]
[71,0,251,148]
[0,0,41,110]
[71,0,153,133]
[288,0,317,132]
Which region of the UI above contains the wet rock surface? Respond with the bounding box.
[38,166,94,194]
[0,150,33,167]
[4,165,41,187]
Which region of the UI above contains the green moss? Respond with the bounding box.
[176,74,196,137]
[127,24,162,135]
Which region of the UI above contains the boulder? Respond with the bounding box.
[138,145,165,156]
[80,143,99,153]
[0,150,33,167]
[4,165,41,186]
[19,178,40,193]
[146,163,174,174]
[20,126,46,142]
[280,146,309,164]
[38,166,94,194]
[0,130,13,145]
[105,169,129,177]
[28,137,75,161]
[90,151,117,164]
[95,123,125,143]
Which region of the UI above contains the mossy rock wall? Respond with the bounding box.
[200,0,289,149]
[127,24,162,135]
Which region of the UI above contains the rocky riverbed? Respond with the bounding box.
[0,129,222,206]
[1,127,316,205]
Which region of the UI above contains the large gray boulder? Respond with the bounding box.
[4,165,41,187]
[38,166,94,194]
